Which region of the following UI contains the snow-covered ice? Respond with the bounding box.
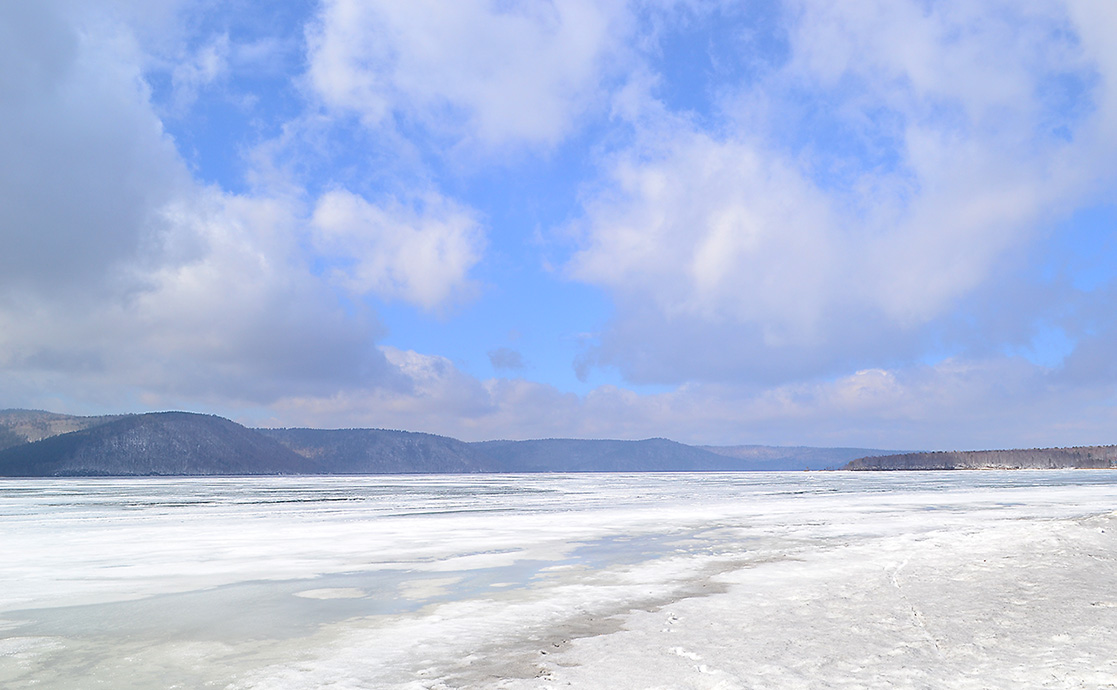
[1,471,1116,688]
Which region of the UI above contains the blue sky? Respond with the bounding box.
[2,0,1117,450]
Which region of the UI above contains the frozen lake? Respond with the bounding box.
[2,471,1116,689]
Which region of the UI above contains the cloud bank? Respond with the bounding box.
[1,0,1116,450]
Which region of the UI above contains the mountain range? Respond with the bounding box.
[4,409,1114,476]
[0,409,892,476]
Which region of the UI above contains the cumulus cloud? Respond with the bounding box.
[571,130,840,340]
[305,0,630,148]
[0,2,394,410]
[310,189,484,310]
[0,188,394,408]
[568,0,1117,385]
[4,0,1116,452]
[0,1,188,295]
[118,192,394,401]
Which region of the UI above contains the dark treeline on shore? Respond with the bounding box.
[845,447,1117,470]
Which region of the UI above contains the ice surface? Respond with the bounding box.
[1,471,1116,688]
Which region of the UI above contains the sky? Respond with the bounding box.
[2,0,1116,450]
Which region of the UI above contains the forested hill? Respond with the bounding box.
[1,408,896,475]
[845,446,1117,470]
[0,412,319,476]
[261,432,751,472]
[257,427,494,474]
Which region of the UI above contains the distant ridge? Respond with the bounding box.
[258,427,492,474]
[0,406,1040,476]
[260,432,750,472]
[0,412,318,476]
[471,438,742,472]
[845,446,1117,470]
[0,409,124,451]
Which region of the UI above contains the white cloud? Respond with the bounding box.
[305,0,630,148]
[568,0,1117,385]
[169,33,229,112]
[120,192,393,401]
[0,2,395,409]
[310,189,484,310]
[0,189,393,407]
[4,0,1117,453]
[571,129,839,342]
[0,1,188,295]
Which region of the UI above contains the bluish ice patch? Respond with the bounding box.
[2,522,739,648]
[4,561,549,644]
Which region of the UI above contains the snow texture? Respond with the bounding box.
[1,471,1115,689]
